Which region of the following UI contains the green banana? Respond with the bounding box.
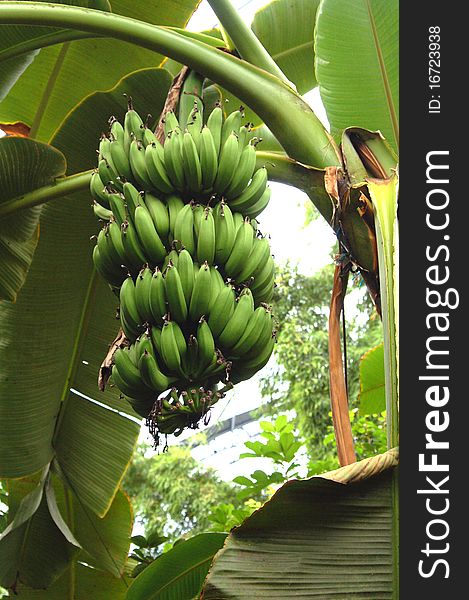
[120,275,142,325]
[108,192,127,225]
[173,203,195,255]
[166,194,185,235]
[207,284,236,338]
[164,130,185,191]
[163,111,180,136]
[160,320,185,375]
[145,142,175,194]
[196,207,215,265]
[218,288,254,349]
[90,171,111,206]
[135,266,153,323]
[192,204,205,238]
[120,308,141,342]
[177,248,195,305]
[209,267,225,311]
[224,217,254,278]
[233,211,244,233]
[134,205,167,266]
[228,167,268,212]
[164,262,188,324]
[109,117,124,145]
[197,318,215,371]
[230,306,268,357]
[111,362,154,401]
[182,131,202,192]
[206,104,223,156]
[92,244,122,288]
[121,220,147,268]
[186,106,203,149]
[129,139,152,189]
[142,127,157,147]
[139,350,174,392]
[189,261,212,321]
[224,142,257,200]
[93,201,113,221]
[96,228,122,276]
[107,220,127,265]
[213,201,235,264]
[98,158,120,190]
[163,250,179,272]
[149,268,167,325]
[110,138,133,182]
[245,310,274,359]
[251,254,275,293]
[236,335,275,377]
[123,182,142,222]
[124,98,144,152]
[114,346,147,391]
[237,123,251,147]
[144,193,170,242]
[236,236,271,283]
[220,108,243,150]
[213,132,240,194]
[244,186,271,219]
[199,126,218,191]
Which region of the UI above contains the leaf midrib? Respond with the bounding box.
[365,0,399,147]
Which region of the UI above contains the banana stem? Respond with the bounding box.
[0,170,92,218]
[206,0,291,86]
[0,2,341,168]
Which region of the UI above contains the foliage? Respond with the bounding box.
[123,443,239,541]
[261,262,383,455]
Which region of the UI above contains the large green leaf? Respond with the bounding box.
[12,563,128,599]
[359,343,385,415]
[0,69,171,518]
[0,473,81,590]
[252,0,320,94]
[0,0,198,141]
[203,450,398,599]
[0,136,66,300]
[126,533,227,600]
[315,0,399,152]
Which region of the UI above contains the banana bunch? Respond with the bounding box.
[90,98,271,218]
[90,96,279,438]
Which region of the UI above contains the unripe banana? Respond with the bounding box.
[254,279,274,305]
[142,127,157,147]
[110,138,133,182]
[224,218,254,278]
[206,104,223,156]
[123,182,142,222]
[192,204,205,238]
[209,267,225,311]
[135,331,155,363]
[90,171,111,206]
[213,132,240,194]
[96,228,121,275]
[114,346,147,391]
[92,245,123,288]
[143,193,170,242]
[233,211,244,233]
[135,266,153,323]
[228,167,268,213]
[177,248,194,304]
[150,325,163,359]
[111,361,154,400]
[149,268,167,325]
[208,284,236,338]
[186,106,203,149]
[139,350,174,392]
[163,111,180,136]
[224,142,257,200]
[129,139,152,189]
[163,249,179,272]
[121,220,146,268]
[236,236,271,283]
[197,207,215,265]
[213,201,235,264]
[197,318,215,370]
[220,108,243,150]
[134,205,167,266]
[218,288,254,349]
[164,262,188,324]
[107,220,127,265]
[199,126,218,191]
[120,275,142,326]
[108,192,127,225]
[145,142,175,194]
[182,131,202,193]
[245,309,274,359]
[244,186,271,219]
[166,194,185,235]
[98,158,121,191]
[173,203,195,255]
[189,262,212,322]
[164,130,185,191]
[237,123,251,147]
[251,254,275,293]
[230,306,268,357]
[120,308,141,342]
[237,335,275,375]
[109,117,124,145]
[124,99,144,152]
[93,201,113,221]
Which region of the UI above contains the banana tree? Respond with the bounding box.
[0,0,399,597]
